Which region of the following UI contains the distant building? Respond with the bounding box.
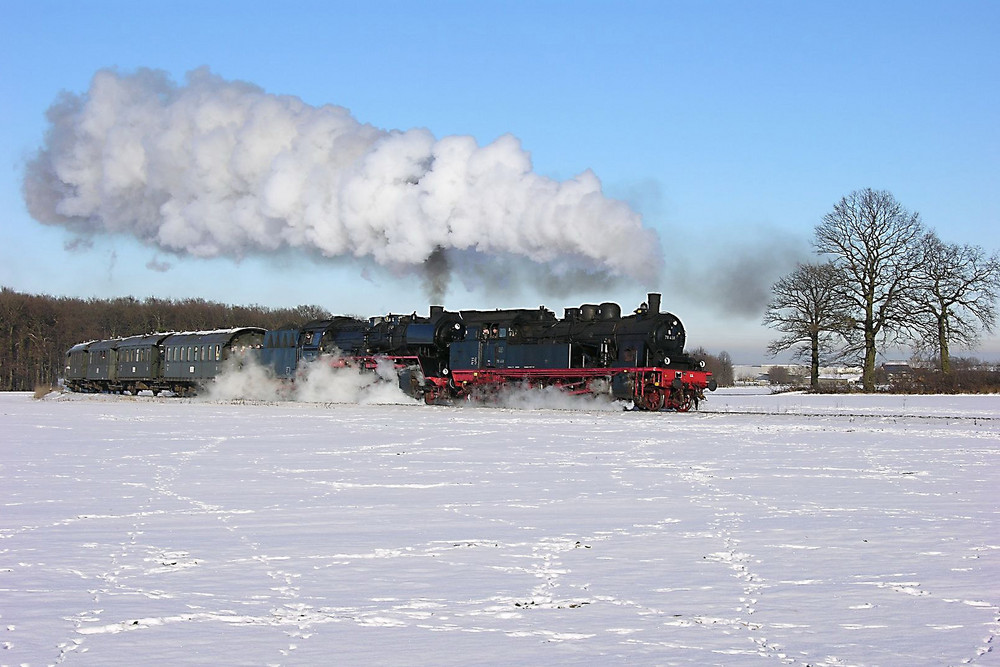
[879,362,913,378]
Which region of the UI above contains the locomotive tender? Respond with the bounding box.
[64,293,716,411]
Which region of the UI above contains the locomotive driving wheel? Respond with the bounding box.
[640,384,665,411]
[673,392,694,412]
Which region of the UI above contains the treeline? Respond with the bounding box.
[0,287,331,391]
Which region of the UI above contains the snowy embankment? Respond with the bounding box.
[2,389,998,666]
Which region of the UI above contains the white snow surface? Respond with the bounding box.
[2,389,998,665]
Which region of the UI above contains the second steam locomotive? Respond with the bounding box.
[64,293,716,411]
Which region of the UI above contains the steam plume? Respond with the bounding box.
[24,67,663,297]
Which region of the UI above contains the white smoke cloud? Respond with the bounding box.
[205,355,417,405]
[24,67,663,298]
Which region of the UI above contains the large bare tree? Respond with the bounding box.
[814,188,925,391]
[763,261,853,389]
[912,233,1000,373]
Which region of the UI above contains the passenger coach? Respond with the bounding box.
[64,327,265,396]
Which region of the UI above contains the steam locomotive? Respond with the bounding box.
[64,293,716,411]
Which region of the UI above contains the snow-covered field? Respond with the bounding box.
[2,388,998,666]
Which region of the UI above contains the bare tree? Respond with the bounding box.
[814,188,925,392]
[911,233,1000,373]
[763,261,852,390]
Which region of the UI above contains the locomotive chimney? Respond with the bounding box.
[430,305,444,318]
[647,292,661,314]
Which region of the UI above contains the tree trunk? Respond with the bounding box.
[862,327,877,392]
[810,331,820,391]
[937,312,951,374]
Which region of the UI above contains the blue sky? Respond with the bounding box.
[2,1,998,363]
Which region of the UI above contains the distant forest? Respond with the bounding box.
[0,287,332,391]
